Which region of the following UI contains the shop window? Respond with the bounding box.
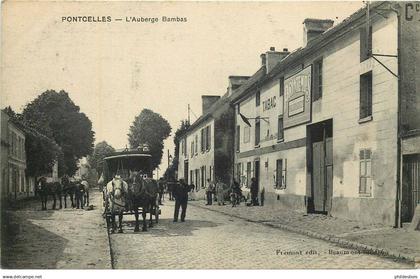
[359,149,372,196]
[313,59,323,101]
[278,115,284,141]
[275,159,287,189]
[360,71,373,120]
[360,25,372,62]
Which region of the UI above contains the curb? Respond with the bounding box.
[190,202,416,265]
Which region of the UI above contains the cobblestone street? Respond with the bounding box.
[110,199,412,269]
[1,190,111,269]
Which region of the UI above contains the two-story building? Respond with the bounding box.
[177,76,249,197]
[231,1,420,226]
[1,110,31,200]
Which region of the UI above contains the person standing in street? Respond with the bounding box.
[173,179,191,222]
[205,178,215,205]
[216,179,226,206]
[80,177,90,207]
[250,177,259,206]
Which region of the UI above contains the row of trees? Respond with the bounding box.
[5,90,95,177]
[5,89,183,181]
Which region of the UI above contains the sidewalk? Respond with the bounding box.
[190,200,420,266]
[1,189,112,269]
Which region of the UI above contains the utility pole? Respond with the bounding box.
[188,104,191,124]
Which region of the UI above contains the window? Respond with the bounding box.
[360,25,372,62]
[359,149,372,196]
[255,119,260,146]
[280,77,285,96]
[195,135,198,155]
[275,159,287,189]
[244,126,250,143]
[246,162,252,188]
[236,125,240,152]
[209,165,212,181]
[200,127,207,152]
[191,141,194,158]
[277,115,284,141]
[360,71,373,120]
[206,125,211,150]
[313,59,323,101]
[256,91,260,107]
[190,170,193,185]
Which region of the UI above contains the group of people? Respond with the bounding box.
[158,176,264,223]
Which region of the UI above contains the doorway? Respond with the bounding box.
[184,160,189,184]
[402,154,420,223]
[254,160,260,190]
[307,119,333,214]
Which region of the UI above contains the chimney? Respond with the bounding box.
[260,53,266,67]
[265,47,290,74]
[228,76,250,96]
[202,95,221,114]
[303,18,334,47]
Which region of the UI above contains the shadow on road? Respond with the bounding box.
[1,208,68,269]
[117,218,220,237]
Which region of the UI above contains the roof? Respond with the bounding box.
[231,1,387,104]
[185,92,230,134]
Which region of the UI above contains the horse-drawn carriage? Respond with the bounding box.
[101,145,160,233]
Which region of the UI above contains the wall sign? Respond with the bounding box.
[283,65,312,128]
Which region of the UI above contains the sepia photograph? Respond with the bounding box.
[0,0,419,276]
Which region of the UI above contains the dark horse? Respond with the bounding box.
[37,177,63,210]
[128,173,159,232]
[61,175,77,208]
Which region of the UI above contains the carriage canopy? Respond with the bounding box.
[102,145,153,184]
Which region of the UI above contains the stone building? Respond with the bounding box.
[231,1,420,226]
[177,76,249,197]
[1,110,32,200]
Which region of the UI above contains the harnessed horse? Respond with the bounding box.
[106,175,128,233]
[128,172,159,232]
[37,177,62,210]
[61,175,77,208]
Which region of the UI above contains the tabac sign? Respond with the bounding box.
[283,65,312,128]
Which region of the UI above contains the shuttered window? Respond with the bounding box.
[278,115,284,141]
[360,25,372,62]
[236,125,240,152]
[360,71,373,119]
[275,159,287,189]
[359,149,372,196]
[201,129,205,152]
[313,59,323,101]
[206,125,211,151]
[256,91,260,106]
[280,77,285,96]
[255,119,260,146]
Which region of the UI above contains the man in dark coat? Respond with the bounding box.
[250,177,259,206]
[173,179,191,222]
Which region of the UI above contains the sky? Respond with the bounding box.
[1,1,364,173]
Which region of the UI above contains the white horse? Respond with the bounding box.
[106,175,128,233]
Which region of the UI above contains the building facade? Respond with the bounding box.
[1,110,32,200]
[177,77,249,197]
[231,1,420,226]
